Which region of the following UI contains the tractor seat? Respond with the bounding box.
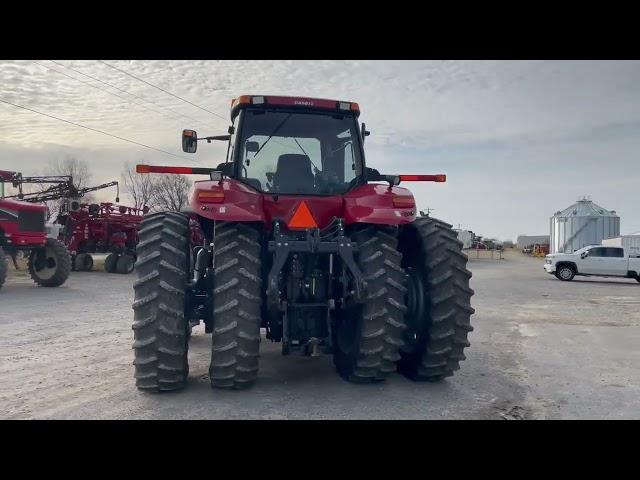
[273,154,315,193]
[243,177,262,191]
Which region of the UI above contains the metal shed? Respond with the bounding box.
[550,197,620,253]
[517,235,550,249]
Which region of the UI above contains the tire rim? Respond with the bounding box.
[335,304,362,354]
[559,267,572,279]
[34,246,58,280]
[404,267,427,350]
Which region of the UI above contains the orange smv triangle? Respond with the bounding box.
[288,201,318,229]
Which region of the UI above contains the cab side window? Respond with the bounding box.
[589,248,606,257]
[605,247,624,258]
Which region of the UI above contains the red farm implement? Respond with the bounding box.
[0,170,71,289]
[56,201,147,273]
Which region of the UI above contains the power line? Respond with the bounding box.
[32,61,178,123]
[50,60,211,129]
[0,97,194,161]
[97,60,229,124]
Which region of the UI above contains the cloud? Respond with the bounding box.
[1,60,639,239]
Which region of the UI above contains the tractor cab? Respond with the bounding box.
[228,96,365,196]
[180,96,367,195]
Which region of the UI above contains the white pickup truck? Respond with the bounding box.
[544,245,640,282]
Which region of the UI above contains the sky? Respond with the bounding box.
[1,60,639,240]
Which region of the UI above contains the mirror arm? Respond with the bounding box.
[201,135,231,143]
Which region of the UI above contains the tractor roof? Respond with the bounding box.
[230,95,360,120]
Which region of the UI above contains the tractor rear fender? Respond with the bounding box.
[189,179,265,223]
[343,183,416,226]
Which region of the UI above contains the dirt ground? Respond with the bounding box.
[1,249,638,419]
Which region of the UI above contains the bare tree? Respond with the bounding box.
[122,161,155,210]
[41,156,95,218]
[150,175,191,212]
[46,156,93,190]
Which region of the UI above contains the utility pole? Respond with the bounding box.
[419,207,434,217]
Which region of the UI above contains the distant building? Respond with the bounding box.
[517,235,550,249]
[550,197,619,253]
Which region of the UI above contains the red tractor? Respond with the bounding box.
[132,95,474,391]
[57,200,147,274]
[0,171,71,289]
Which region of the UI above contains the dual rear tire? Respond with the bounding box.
[131,215,474,392]
[132,216,263,392]
[397,217,475,381]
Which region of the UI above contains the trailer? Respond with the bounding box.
[455,229,474,249]
[602,234,640,258]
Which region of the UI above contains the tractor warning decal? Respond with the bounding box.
[288,201,317,229]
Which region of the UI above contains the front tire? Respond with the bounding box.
[555,265,575,281]
[209,222,263,389]
[397,217,474,382]
[332,226,407,383]
[28,239,71,287]
[132,212,190,392]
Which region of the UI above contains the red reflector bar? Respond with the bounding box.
[197,190,224,203]
[399,174,447,182]
[392,196,415,208]
[136,165,215,175]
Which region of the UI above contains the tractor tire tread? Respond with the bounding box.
[209,222,262,390]
[333,226,407,383]
[398,216,474,382]
[132,211,190,392]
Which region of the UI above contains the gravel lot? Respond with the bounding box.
[1,250,638,419]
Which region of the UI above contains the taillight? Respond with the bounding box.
[393,196,415,208]
[197,190,224,203]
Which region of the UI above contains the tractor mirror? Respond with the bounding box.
[182,130,198,153]
[245,141,260,153]
[361,123,370,143]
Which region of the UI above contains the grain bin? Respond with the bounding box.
[550,197,620,253]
